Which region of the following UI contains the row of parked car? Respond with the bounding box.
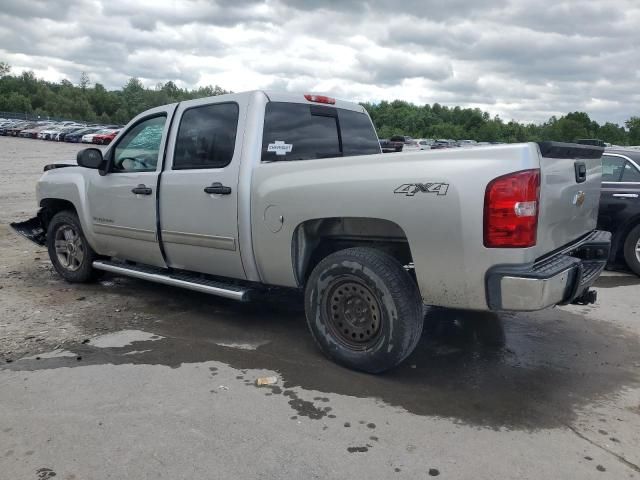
[378,136,490,153]
[0,118,122,145]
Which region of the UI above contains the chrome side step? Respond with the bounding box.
[92,260,250,301]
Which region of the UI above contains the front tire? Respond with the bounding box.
[623,224,640,276]
[47,211,101,282]
[305,247,424,373]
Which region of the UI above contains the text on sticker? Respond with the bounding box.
[267,141,293,155]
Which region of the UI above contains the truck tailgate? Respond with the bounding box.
[535,142,604,256]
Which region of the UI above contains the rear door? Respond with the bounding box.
[159,95,247,279]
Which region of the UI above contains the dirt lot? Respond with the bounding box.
[1,135,640,479]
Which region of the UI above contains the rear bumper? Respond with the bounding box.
[486,230,611,311]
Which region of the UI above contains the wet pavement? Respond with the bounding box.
[1,137,640,479]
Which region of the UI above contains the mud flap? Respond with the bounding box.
[9,216,46,246]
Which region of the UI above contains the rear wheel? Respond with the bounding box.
[305,247,424,373]
[623,224,640,276]
[47,211,101,282]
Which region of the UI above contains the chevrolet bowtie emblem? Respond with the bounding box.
[573,191,586,207]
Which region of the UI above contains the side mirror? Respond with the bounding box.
[77,148,104,170]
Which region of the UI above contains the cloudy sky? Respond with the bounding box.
[1,0,639,124]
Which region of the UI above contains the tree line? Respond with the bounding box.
[0,63,229,126]
[1,62,639,145]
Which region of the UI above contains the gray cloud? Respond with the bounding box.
[0,0,638,124]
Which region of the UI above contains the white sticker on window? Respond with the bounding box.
[267,141,293,155]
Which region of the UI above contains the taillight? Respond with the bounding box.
[304,94,336,105]
[484,169,540,248]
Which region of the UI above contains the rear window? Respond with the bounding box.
[339,109,381,156]
[261,102,379,161]
[622,162,640,182]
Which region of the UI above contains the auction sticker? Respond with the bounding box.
[267,141,293,155]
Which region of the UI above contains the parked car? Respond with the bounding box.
[65,127,101,143]
[598,149,640,275]
[402,140,421,152]
[54,125,86,142]
[19,124,53,139]
[6,122,37,136]
[0,120,21,135]
[379,139,403,153]
[416,139,433,150]
[431,139,457,149]
[92,129,121,145]
[11,91,609,373]
[39,123,78,140]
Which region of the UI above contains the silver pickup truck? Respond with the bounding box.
[12,91,611,372]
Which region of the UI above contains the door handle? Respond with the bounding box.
[204,182,232,195]
[612,193,639,198]
[131,184,153,195]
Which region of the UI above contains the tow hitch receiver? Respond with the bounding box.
[9,216,46,246]
[571,289,597,306]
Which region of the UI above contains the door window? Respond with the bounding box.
[173,103,239,169]
[621,162,640,182]
[113,116,166,172]
[601,155,625,182]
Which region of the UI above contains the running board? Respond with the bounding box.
[92,260,251,301]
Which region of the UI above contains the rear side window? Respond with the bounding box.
[173,103,239,169]
[601,155,625,182]
[339,109,381,156]
[261,102,379,161]
[622,162,640,182]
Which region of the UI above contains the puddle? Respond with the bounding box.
[22,349,76,360]
[88,330,164,348]
[214,341,270,351]
[3,281,640,431]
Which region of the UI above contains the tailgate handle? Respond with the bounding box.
[574,162,587,183]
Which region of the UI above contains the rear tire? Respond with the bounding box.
[47,211,101,283]
[623,224,640,276]
[304,247,424,373]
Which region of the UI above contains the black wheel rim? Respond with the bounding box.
[324,277,382,350]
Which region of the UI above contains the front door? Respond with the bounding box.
[159,96,247,279]
[88,107,175,267]
[600,154,640,232]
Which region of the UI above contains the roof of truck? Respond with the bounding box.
[200,90,367,113]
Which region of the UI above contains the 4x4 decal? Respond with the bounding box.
[394,183,449,196]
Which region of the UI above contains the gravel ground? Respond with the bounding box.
[1,135,639,480]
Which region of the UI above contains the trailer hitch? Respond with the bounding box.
[571,289,597,306]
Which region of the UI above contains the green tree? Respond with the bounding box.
[599,122,627,145]
[626,117,640,145]
[0,61,10,77]
[79,72,90,90]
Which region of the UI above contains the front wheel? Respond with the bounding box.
[47,211,101,282]
[623,224,640,276]
[305,247,424,373]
